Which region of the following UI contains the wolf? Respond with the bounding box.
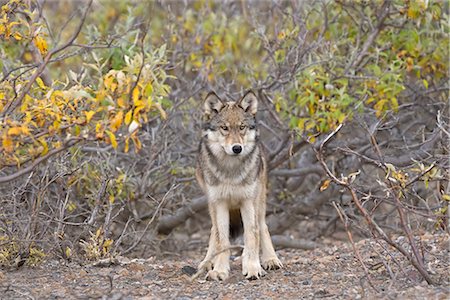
[195,91,283,281]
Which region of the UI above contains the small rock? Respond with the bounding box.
[128,262,146,273]
[118,268,130,277]
[312,274,321,281]
[181,265,197,276]
[302,280,312,285]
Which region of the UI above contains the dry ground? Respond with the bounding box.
[1,233,448,299]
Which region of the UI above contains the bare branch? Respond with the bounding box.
[0,138,81,184]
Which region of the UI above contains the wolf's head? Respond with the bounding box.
[202,91,259,157]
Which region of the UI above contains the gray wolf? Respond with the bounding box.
[195,91,282,281]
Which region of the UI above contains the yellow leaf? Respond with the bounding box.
[7,21,20,28]
[52,141,62,148]
[406,57,414,72]
[308,102,315,114]
[132,87,140,104]
[34,35,48,56]
[95,228,102,239]
[131,135,142,152]
[297,118,307,130]
[13,31,22,40]
[117,97,126,108]
[96,89,106,102]
[124,110,132,125]
[134,99,145,108]
[124,137,130,153]
[23,51,32,62]
[84,110,96,123]
[39,138,48,156]
[2,135,13,152]
[7,127,22,136]
[96,123,104,139]
[103,239,113,253]
[133,104,145,117]
[110,111,123,132]
[103,239,113,248]
[374,99,387,118]
[275,101,281,113]
[106,130,118,149]
[391,97,398,113]
[36,77,46,89]
[51,90,64,101]
[144,83,153,97]
[305,121,316,131]
[20,126,30,135]
[65,247,72,258]
[53,119,60,131]
[320,179,331,191]
[104,74,117,92]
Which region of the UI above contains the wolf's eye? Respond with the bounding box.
[239,125,246,130]
[221,125,229,131]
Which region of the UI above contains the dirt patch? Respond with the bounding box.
[1,233,448,299]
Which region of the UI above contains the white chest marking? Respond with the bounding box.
[207,182,258,208]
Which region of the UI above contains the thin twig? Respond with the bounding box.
[314,123,435,285]
[332,201,377,291]
[0,138,81,184]
[122,184,178,255]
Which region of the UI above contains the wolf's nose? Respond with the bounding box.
[232,145,242,154]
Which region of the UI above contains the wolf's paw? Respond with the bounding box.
[198,260,213,272]
[243,263,266,280]
[262,257,283,270]
[206,270,229,281]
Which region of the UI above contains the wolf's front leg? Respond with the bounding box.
[260,222,283,270]
[206,201,231,281]
[258,200,282,270]
[241,200,266,280]
[198,229,217,272]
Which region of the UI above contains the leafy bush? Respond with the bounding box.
[0,1,447,286]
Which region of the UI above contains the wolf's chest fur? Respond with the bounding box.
[206,181,258,208]
[198,139,262,206]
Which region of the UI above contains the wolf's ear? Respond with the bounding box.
[204,92,225,117]
[238,91,258,115]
